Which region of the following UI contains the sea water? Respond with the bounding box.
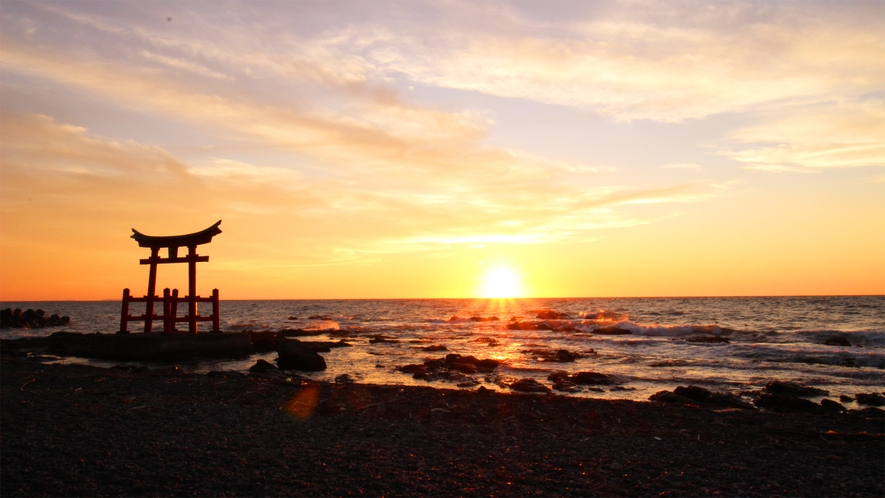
[2,296,883,403]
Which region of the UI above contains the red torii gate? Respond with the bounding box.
[119,221,222,334]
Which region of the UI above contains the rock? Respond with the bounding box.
[820,399,845,413]
[369,335,399,344]
[823,336,851,347]
[335,374,356,384]
[840,394,854,403]
[523,349,585,362]
[855,393,885,406]
[287,316,299,320]
[754,394,821,414]
[649,391,694,405]
[547,370,618,386]
[420,345,448,352]
[509,378,551,393]
[536,310,569,320]
[444,354,500,372]
[507,321,555,331]
[594,327,632,335]
[685,336,730,343]
[469,316,499,322]
[763,381,828,398]
[570,371,618,385]
[249,359,278,373]
[673,385,713,402]
[848,406,885,420]
[653,386,754,409]
[276,340,326,371]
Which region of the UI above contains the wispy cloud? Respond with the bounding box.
[720,100,885,172]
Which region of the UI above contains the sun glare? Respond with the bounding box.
[478,263,525,298]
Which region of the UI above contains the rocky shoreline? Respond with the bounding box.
[1,356,882,497]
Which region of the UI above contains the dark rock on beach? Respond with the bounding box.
[509,378,551,393]
[396,354,501,384]
[763,381,828,398]
[754,393,823,414]
[856,393,885,406]
[650,386,754,410]
[548,370,618,386]
[276,339,326,371]
[249,359,278,373]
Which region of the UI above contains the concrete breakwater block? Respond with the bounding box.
[43,331,252,362]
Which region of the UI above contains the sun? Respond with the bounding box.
[478,263,526,298]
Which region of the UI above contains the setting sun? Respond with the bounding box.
[478,263,525,298]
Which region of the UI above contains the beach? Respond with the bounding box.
[2,356,882,497]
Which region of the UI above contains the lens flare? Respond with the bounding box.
[284,385,319,420]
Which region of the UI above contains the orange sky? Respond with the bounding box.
[1,1,883,300]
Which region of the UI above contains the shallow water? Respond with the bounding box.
[2,296,883,402]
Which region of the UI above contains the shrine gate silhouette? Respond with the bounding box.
[119,221,222,334]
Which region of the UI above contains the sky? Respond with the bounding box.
[0,0,883,300]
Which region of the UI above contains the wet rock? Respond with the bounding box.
[469,316,499,322]
[249,359,278,373]
[594,327,632,335]
[840,394,854,403]
[649,391,695,405]
[396,354,501,383]
[287,316,299,320]
[276,340,326,371]
[507,321,553,331]
[820,399,845,413]
[536,310,569,320]
[278,329,325,337]
[763,381,828,398]
[420,345,448,352]
[548,370,617,386]
[823,336,851,347]
[754,394,822,414]
[369,335,399,344]
[685,336,730,343]
[335,374,356,384]
[522,349,587,362]
[509,378,551,393]
[445,354,500,372]
[848,406,885,420]
[855,393,885,406]
[570,371,618,385]
[651,386,754,409]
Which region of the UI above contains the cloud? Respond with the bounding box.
[661,163,703,171]
[323,2,884,122]
[719,100,885,172]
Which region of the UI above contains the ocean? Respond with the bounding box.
[2,296,883,402]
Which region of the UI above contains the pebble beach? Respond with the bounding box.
[2,356,882,497]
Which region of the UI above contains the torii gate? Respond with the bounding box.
[119,221,222,334]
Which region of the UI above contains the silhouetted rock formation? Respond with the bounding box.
[1,308,69,329]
